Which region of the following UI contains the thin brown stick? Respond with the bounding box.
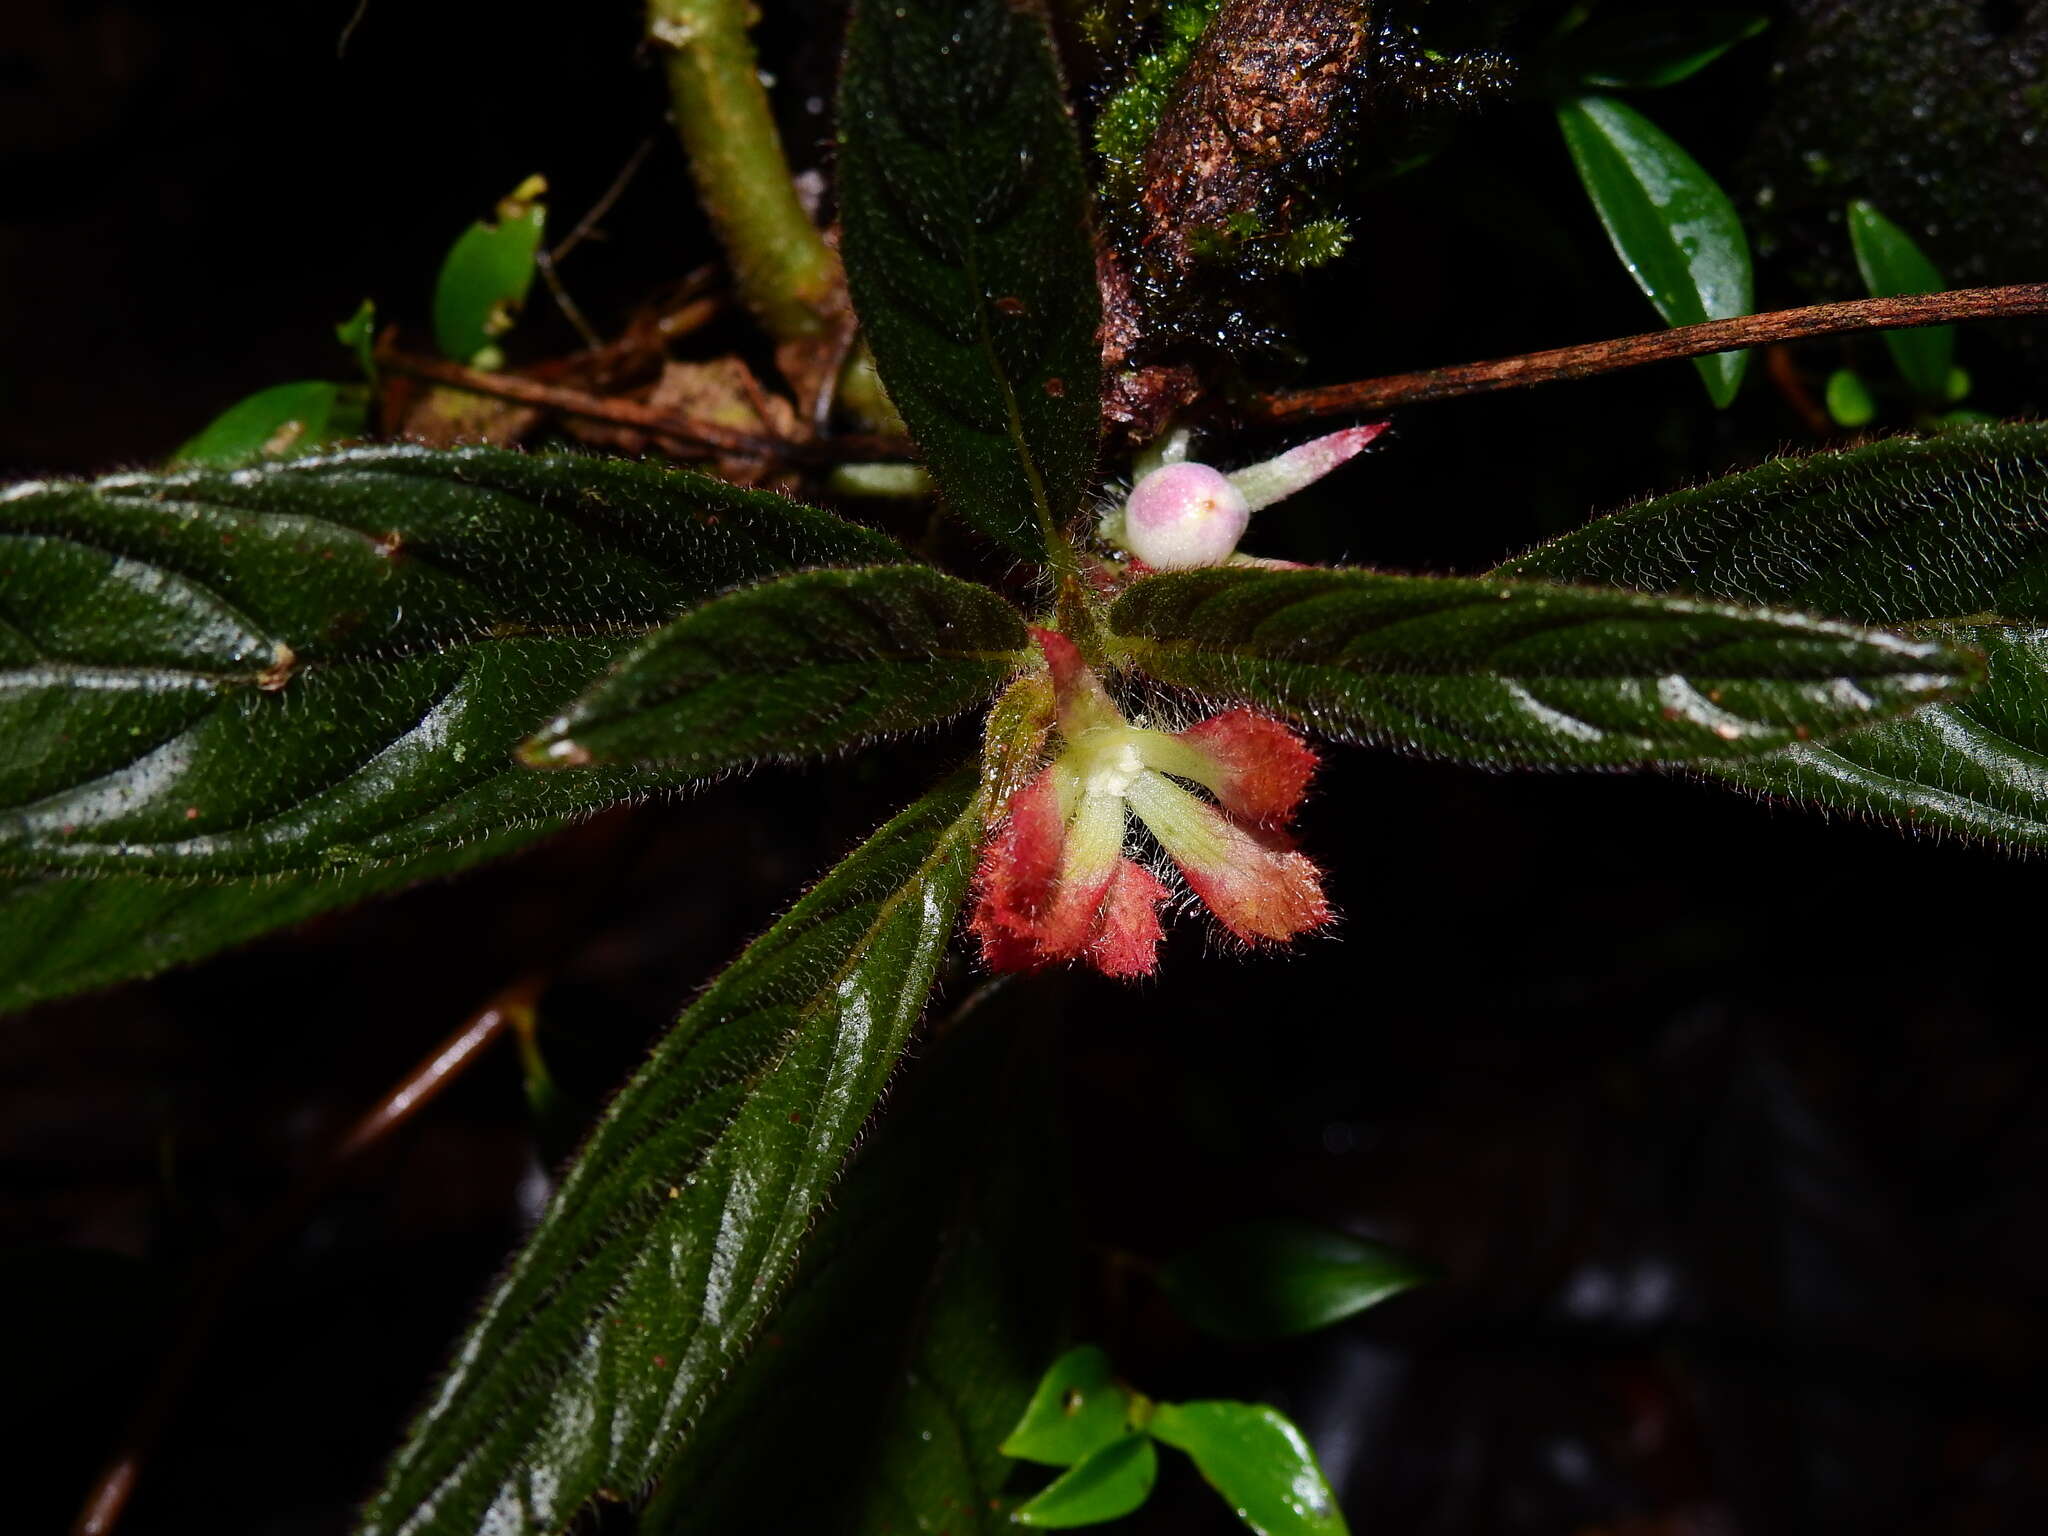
[1248,284,2048,422]
[551,136,657,266]
[380,350,915,463]
[71,978,544,1536]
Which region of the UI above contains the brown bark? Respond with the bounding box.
[1135,0,1372,277]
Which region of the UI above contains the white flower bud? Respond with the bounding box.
[1121,461,1251,569]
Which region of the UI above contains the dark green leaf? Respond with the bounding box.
[1557,95,1753,406]
[638,992,1070,1535]
[522,566,1028,768]
[1500,421,2048,845]
[1161,1220,1427,1342]
[171,380,366,467]
[433,176,546,366]
[1847,199,1954,399]
[0,825,551,1016]
[1110,566,1977,769]
[0,445,906,878]
[1549,10,1768,90]
[360,773,983,1536]
[1003,1345,1139,1467]
[838,0,1101,560]
[1014,1436,1158,1529]
[1149,1401,1347,1536]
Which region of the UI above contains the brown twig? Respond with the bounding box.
[378,350,915,463]
[551,137,657,267]
[71,978,544,1536]
[1247,284,2048,423]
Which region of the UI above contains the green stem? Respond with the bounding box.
[647,0,841,342]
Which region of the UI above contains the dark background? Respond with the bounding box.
[8,1,2048,1532]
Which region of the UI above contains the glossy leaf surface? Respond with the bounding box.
[0,446,904,877]
[361,774,982,1536]
[1161,1220,1428,1342]
[1150,1402,1347,1536]
[1557,95,1753,406]
[0,826,550,1016]
[523,566,1028,767]
[1550,9,1767,89]
[838,0,1101,560]
[1110,566,1976,769]
[1002,1345,1139,1467]
[1014,1436,1158,1529]
[638,1000,1068,1535]
[1501,422,2048,844]
[172,380,366,467]
[1848,198,1954,398]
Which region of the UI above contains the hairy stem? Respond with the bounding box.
[647,0,841,341]
[1249,284,2048,421]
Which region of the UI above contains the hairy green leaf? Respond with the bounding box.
[1557,95,1753,406]
[1110,566,1976,769]
[0,445,906,878]
[838,0,1101,560]
[1501,421,2048,845]
[0,826,552,1016]
[1014,1436,1158,1529]
[1161,1220,1427,1343]
[1847,199,1955,398]
[360,773,982,1536]
[172,380,367,467]
[1149,1402,1347,1536]
[638,994,1068,1535]
[523,566,1028,768]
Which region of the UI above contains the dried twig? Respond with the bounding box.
[1247,284,2048,422]
[379,350,915,463]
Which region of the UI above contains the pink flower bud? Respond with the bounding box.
[1121,461,1252,570]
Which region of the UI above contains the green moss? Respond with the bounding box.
[1093,0,1225,187]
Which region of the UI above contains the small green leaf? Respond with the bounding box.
[1500,421,2048,847]
[1014,1436,1159,1529]
[522,566,1029,768]
[1825,368,1877,428]
[171,380,365,466]
[360,773,984,1536]
[1110,566,1978,770]
[1149,1402,1347,1536]
[1161,1220,1427,1342]
[1002,1346,1138,1468]
[838,0,1102,560]
[1847,199,1954,399]
[433,175,547,367]
[1557,95,1753,406]
[637,996,1070,1536]
[1549,9,1768,90]
[336,298,378,381]
[0,446,906,878]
